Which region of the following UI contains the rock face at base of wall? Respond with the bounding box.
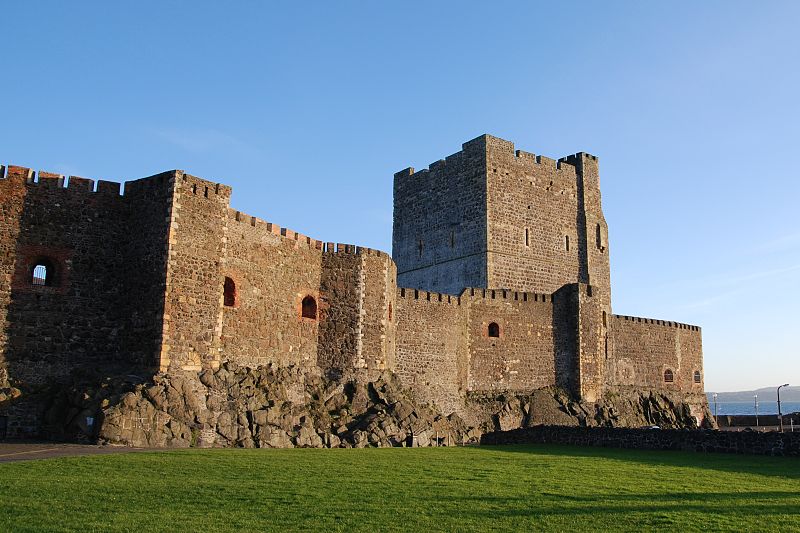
[52,364,479,448]
[1,364,713,447]
[466,387,713,433]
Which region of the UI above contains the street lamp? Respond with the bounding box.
[713,393,718,426]
[754,394,759,429]
[778,384,790,433]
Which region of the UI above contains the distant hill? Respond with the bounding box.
[707,385,800,403]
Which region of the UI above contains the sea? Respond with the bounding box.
[711,401,800,416]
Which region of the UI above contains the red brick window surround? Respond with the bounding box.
[301,295,317,320]
[664,369,674,383]
[488,322,501,338]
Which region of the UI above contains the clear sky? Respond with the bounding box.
[2,2,798,392]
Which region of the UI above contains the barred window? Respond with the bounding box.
[32,264,48,286]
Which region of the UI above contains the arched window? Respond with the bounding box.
[664,369,674,383]
[694,370,701,384]
[32,264,48,286]
[301,295,317,319]
[223,277,236,307]
[488,322,500,338]
[31,259,56,287]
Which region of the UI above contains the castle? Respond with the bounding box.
[0,134,706,434]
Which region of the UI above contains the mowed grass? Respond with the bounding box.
[0,445,799,532]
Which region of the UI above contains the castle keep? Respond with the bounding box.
[0,134,706,433]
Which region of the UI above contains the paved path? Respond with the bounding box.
[0,442,150,463]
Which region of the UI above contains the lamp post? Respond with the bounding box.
[777,383,790,433]
[713,393,718,426]
[754,394,759,429]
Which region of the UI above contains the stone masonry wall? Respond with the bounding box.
[0,165,167,385]
[609,314,704,393]
[393,136,488,295]
[466,289,557,392]
[357,251,397,372]
[484,136,582,294]
[160,173,232,372]
[394,288,469,416]
[221,210,323,369]
[484,137,611,299]
[317,247,361,372]
[481,425,800,457]
[0,166,26,386]
[121,173,175,370]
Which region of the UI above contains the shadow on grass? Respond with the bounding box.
[478,443,800,479]
[429,494,800,520]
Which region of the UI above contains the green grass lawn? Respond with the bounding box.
[0,445,798,532]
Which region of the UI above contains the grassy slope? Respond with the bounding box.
[0,445,798,532]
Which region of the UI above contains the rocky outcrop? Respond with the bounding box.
[4,364,712,446]
[465,386,713,433]
[88,363,478,448]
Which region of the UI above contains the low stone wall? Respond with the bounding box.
[480,426,800,456]
[717,412,800,429]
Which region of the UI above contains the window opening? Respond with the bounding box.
[388,302,393,322]
[525,228,529,247]
[664,369,674,383]
[488,322,500,338]
[301,295,317,319]
[693,371,701,384]
[32,264,48,286]
[596,223,603,250]
[223,277,236,307]
[565,235,570,251]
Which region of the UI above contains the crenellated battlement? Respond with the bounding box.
[463,287,554,304]
[227,208,390,258]
[398,287,462,306]
[612,314,700,332]
[0,164,128,198]
[0,164,202,200]
[393,134,595,181]
[394,286,556,307]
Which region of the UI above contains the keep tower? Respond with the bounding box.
[393,134,611,300]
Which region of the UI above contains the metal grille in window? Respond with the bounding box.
[32,265,47,286]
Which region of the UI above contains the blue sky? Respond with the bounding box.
[2,2,798,392]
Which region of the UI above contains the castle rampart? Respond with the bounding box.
[0,134,707,437]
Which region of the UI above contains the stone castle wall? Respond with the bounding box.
[393,136,489,295]
[609,314,704,392]
[0,165,174,384]
[0,134,706,437]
